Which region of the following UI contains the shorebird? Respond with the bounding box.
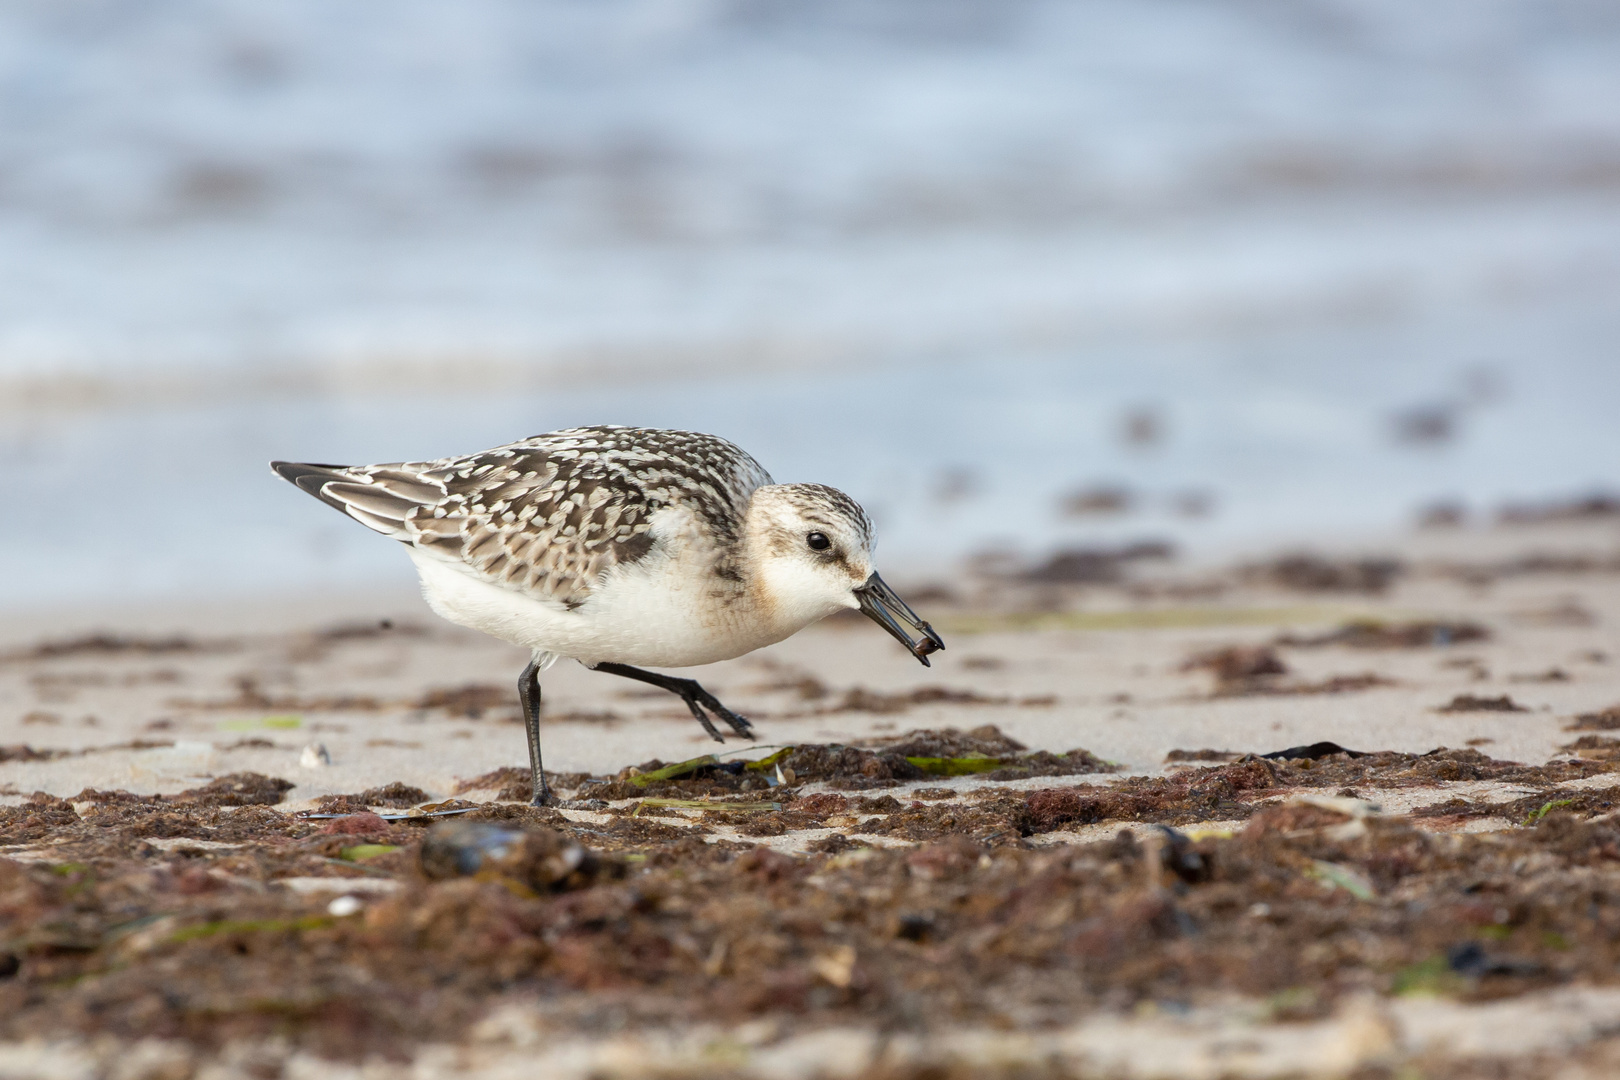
[271,425,944,805]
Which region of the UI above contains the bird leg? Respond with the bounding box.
[518,659,553,806]
[590,662,755,742]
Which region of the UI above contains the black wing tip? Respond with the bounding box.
[269,460,353,503]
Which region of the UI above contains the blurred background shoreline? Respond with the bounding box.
[3,0,1618,612]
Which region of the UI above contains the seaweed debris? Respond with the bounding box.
[1181,645,1393,697]
[585,727,1112,799]
[415,684,512,718]
[1016,542,1175,584]
[1165,748,1243,764]
[313,783,433,813]
[1020,747,1604,832]
[1557,736,1620,761]
[1276,619,1491,649]
[1439,694,1528,713]
[1,736,1619,1068]
[1567,705,1620,732]
[1260,742,1367,761]
[1498,493,1620,524]
[826,686,1010,714]
[1240,554,1404,594]
[0,633,225,663]
[171,772,296,807]
[1182,645,1288,688]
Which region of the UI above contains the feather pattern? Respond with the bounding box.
[271,426,773,611]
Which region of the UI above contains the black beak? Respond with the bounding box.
[854,572,946,666]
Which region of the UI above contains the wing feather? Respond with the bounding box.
[322,482,419,525]
[270,426,772,608]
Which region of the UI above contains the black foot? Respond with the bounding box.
[675,680,755,742]
[591,662,755,743]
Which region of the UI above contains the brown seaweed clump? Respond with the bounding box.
[1183,645,1289,691]
[1241,554,1404,594]
[1181,646,1393,697]
[1439,694,1528,713]
[1276,618,1491,649]
[582,726,1113,800]
[1567,704,1620,732]
[6,802,1620,1066]
[0,723,1617,1072]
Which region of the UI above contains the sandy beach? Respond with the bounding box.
[6,3,1620,1075]
[3,525,1618,810]
[2,515,1619,1078]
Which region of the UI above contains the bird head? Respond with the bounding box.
[745,484,944,664]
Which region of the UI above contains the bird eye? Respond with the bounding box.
[807,532,831,551]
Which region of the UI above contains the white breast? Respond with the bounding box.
[405,507,798,668]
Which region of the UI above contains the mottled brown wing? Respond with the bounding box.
[272,426,772,609]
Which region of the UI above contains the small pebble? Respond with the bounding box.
[300,742,332,768]
[327,895,364,917]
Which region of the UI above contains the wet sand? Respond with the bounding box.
[2,519,1619,1078]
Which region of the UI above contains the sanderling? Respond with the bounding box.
[271,425,944,805]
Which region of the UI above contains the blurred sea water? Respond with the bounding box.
[2,0,1619,609]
